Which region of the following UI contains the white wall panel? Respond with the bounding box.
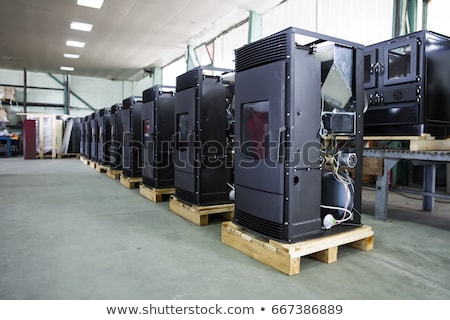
[427,0,450,36]
[262,0,393,45]
[213,22,249,69]
[317,0,393,45]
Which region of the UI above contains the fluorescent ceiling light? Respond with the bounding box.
[66,40,85,48]
[64,53,80,59]
[60,66,74,71]
[70,21,93,32]
[77,0,104,9]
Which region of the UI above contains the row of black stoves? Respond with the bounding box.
[65,27,450,243]
[74,66,235,207]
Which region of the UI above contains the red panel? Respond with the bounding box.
[23,120,36,160]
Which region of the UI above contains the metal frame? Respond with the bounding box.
[363,148,450,220]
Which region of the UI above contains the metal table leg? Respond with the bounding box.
[375,158,399,221]
[422,164,436,211]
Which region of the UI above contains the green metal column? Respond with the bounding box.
[392,0,419,37]
[187,45,198,70]
[422,0,429,30]
[64,74,70,115]
[152,67,162,86]
[407,0,418,33]
[248,11,262,43]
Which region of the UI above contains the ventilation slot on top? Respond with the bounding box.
[176,69,199,92]
[235,33,289,72]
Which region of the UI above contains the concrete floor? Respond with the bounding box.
[0,157,449,300]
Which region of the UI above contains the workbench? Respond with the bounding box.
[0,136,19,157]
[363,148,450,221]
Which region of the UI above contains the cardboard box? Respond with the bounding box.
[1,87,16,101]
[0,108,9,123]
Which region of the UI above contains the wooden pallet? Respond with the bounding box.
[95,163,109,173]
[364,134,450,151]
[89,161,97,169]
[106,168,122,180]
[82,158,90,166]
[221,221,374,276]
[119,175,143,189]
[139,184,175,203]
[58,153,80,159]
[169,196,234,226]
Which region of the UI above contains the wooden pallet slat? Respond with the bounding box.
[89,161,97,169]
[95,163,109,173]
[106,168,122,180]
[221,221,374,276]
[139,184,175,203]
[169,196,234,226]
[58,153,80,159]
[364,134,450,151]
[119,175,143,189]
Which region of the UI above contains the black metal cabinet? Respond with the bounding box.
[142,85,176,189]
[68,117,82,154]
[90,112,98,161]
[80,117,85,156]
[109,103,123,170]
[122,96,143,178]
[364,30,450,137]
[83,115,91,159]
[96,108,111,165]
[233,27,364,242]
[174,66,235,206]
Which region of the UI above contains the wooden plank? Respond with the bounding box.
[139,184,175,203]
[364,134,433,141]
[309,247,338,264]
[221,221,374,276]
[51,114,57,159]
[38,116,44,159]
[89,161,97,169]
[119,175,142,189]
[58,153,80,159]
[106,168,122,180]
[169,196,234,226]
[95,164,109,173]
[221,222,299,275]
[409,139,450,151]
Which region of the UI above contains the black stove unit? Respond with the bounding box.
[83,115,91,159]
[90,112,98,161]
[96,108,111,165]
[68,117,82,154]
[109,103,123,170]
[174,66,235,206]
[122,96,143,178]
[364,30,450,137]
[233,27,364,243]
[80,117,85,157]
[142,85,176,189]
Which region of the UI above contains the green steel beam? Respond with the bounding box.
[47,73,96,111]
[248,11,262,43]
[393,0,419,37]
[187,45,198,70]
[407,0,418,33]
[422,0,429,30]
[152,67,162,86]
